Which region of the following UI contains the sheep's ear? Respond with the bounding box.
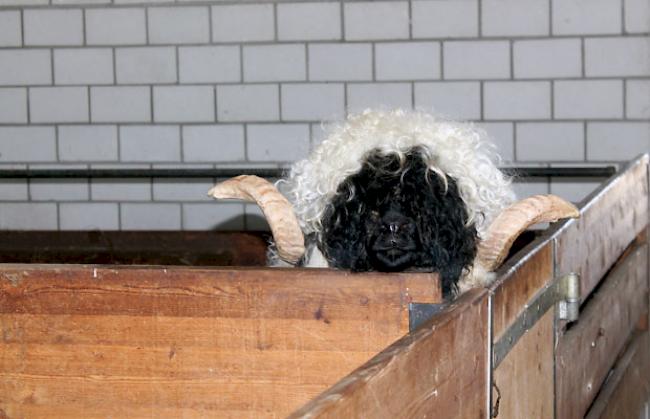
[477,195,579,271]
[208,175,305,264]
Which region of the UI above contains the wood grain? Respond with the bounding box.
[585,331,650,419]
[494,309,554,419]
[555,154,649,302]
[555,242,649,419]
[0,266,440,418]
[290,289,489,419]
[490,241,553,341]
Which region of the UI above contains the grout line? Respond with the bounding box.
[82,8,87,47]
[371,42,376,81]
[19,9,25,47]
[583,121,588,161]
[478,0,483,37]
[580,37,586,77]
[408,0,413,40]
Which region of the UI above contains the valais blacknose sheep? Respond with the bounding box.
[210,110,579,299]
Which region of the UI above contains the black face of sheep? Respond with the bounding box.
[320,147,478,297]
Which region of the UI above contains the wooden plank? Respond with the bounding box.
[0,231,269,266]
[0,266,440,418]
[494,309,554,419]
[585,331,650,419]
[556,154,649,302]
[289,289,489,419]
[556,242,649,419]
[490,241,553,340]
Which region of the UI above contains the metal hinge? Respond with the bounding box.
[493,272,580,367]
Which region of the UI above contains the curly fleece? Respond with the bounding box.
[280,109,515,240]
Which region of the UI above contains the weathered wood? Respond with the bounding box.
[555,154,649,302]
[289,289,489,419]
[0,266,440,418]
[0,231,269,266]
[490,241,553,341]
[494,309,554,419]
[585,331,650,419]
[556,242,649,419]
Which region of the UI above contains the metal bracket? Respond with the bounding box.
[493,272,580,367]
[408,303,447,333]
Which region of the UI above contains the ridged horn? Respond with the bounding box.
[478,194,580,271]
[208,175,305,264]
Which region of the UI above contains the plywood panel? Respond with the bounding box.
[556,242,649,419]
[556,155,649,302]
[585,331,650,419]
[491,241,553,341]
[0,266,440,418]
[290,289,489,419]
[494,309,554,419]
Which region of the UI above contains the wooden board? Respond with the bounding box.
[556,154,649,302]
[490,241,553,340]
[556,242,649,419]
[0,266,440,418]
[585,331,650,419]
[290,289,489,419]
[493,309,554,419]
[0,231,269,266]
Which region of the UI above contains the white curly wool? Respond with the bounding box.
[280,109,515,241]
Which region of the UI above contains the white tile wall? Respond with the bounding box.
[0,50,52,86]
[0,88,27,124]
[0,11,21,47]
[243,45,306,82]
[148,7,210,45]
[585,37,650,77]
[91,86,151,123]
[277,2,341,41]
[178,46,241,83]
[24,9,83,46]
[308,44,372,81]
[0,0,647,231]
[59,125,118,162]
[554,80,624,119]
[216,85,279,122]
[443,41,510,79]
[29,87,89,123]
[59,203,119,230]
[211,4,274,43]
[116,47,177,84]
[281,83,345,121]
[484,82,551,120]
[54,49,114,85]
[552,0,622,35]
[516,123,584,161]
[344,1,409,41]
[626,80,650,119]
[86,8,147,45]
[119,125,181,162]
[513,39,582,79]
[153,86,215,123]
[182,124,245,162]
[415,82,480,120]
[375,42,441,81]
[411,0,478,39]
[482,0,549,37]
[348,83,412,114]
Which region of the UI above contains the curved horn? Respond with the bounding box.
[478,194,580,271]
[208,175,305,264]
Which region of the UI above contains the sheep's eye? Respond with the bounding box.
[370,210,380,220]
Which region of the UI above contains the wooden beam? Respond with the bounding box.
[585,331,650,419]
[555,154,649,302]
[289,289,489,419]
[556,242,649,419]
[0,266,440,418]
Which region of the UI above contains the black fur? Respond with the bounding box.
[320,147,478,297]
